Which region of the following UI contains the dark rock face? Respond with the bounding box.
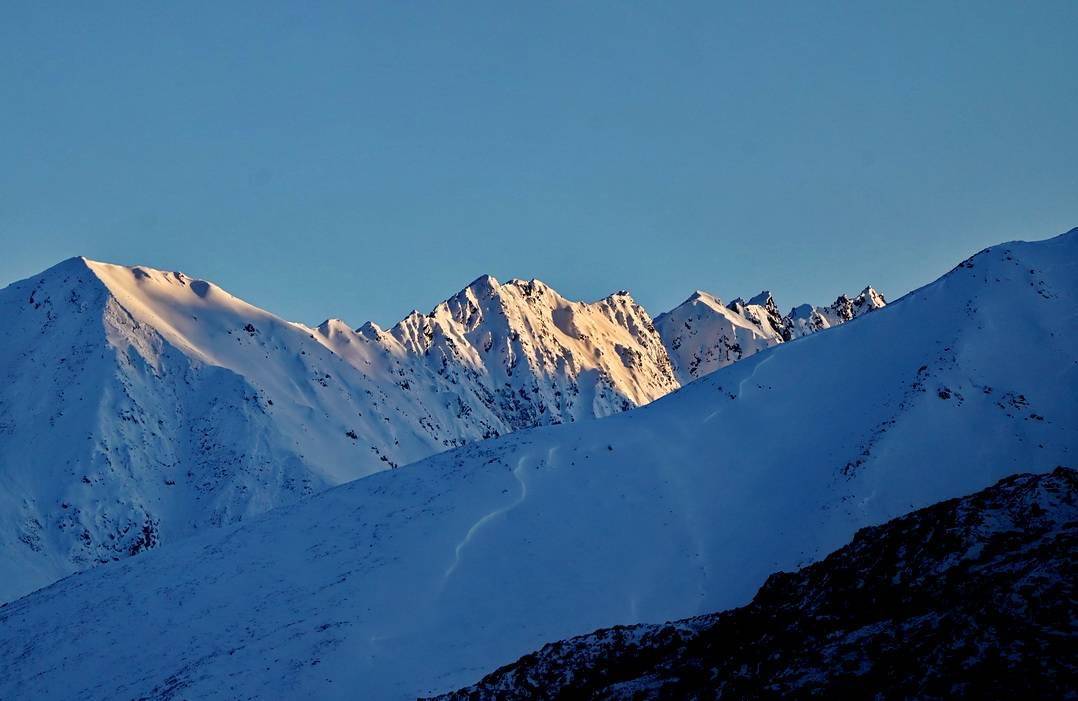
[432,467,1077,700]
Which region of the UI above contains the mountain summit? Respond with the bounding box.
[358,274,678,426]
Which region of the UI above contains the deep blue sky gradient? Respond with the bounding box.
[3,2,1075,325]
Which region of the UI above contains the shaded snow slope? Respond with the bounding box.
[0,263,674,601]
[0,229,1073,699]
[655,286,886,382]
[436,467,1077,700]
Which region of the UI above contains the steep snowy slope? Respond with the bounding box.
[0,262,674,602]
[0,229,1073,700]
[656,287,885,382]
[436,467,1077,700]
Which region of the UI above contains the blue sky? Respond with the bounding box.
[3,1,1075,326]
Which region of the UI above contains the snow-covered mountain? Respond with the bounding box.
[0,228,1073,699]
[0,262,675,602]
[353,275,678,428]
[435,467,1076,700]
[655,286,886,382]
[785,285,887,339]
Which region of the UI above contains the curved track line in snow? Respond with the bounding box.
[703,352,776,424]
[736,351,775,397]
[442,456,530,585]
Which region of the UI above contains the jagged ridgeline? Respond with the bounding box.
[655,287,886,382]
[0,257,879,601]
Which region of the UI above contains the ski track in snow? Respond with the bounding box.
[703,352,776,423]
[442,455,531,585]
[546,445,559,469]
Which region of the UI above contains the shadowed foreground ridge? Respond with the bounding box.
[434,467,1078,700]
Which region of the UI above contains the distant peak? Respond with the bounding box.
[466,274,499,292]
[316,318,352,335]
[680,290,722,307]
[504,278,556,299]
[748,290,774,307]
[18,257,104,293]
[43,255,96,274]
[853,286,887,313]
[506,277,545,288]
[857,285,885,301]
[357,320,383,336]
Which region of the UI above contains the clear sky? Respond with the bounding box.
[3,2,1075,326]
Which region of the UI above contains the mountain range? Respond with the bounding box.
[0,256,880,602]
[655,286,885,382]
[0,228,1072,699]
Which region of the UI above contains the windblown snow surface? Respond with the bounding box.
[0,230,1074,700]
